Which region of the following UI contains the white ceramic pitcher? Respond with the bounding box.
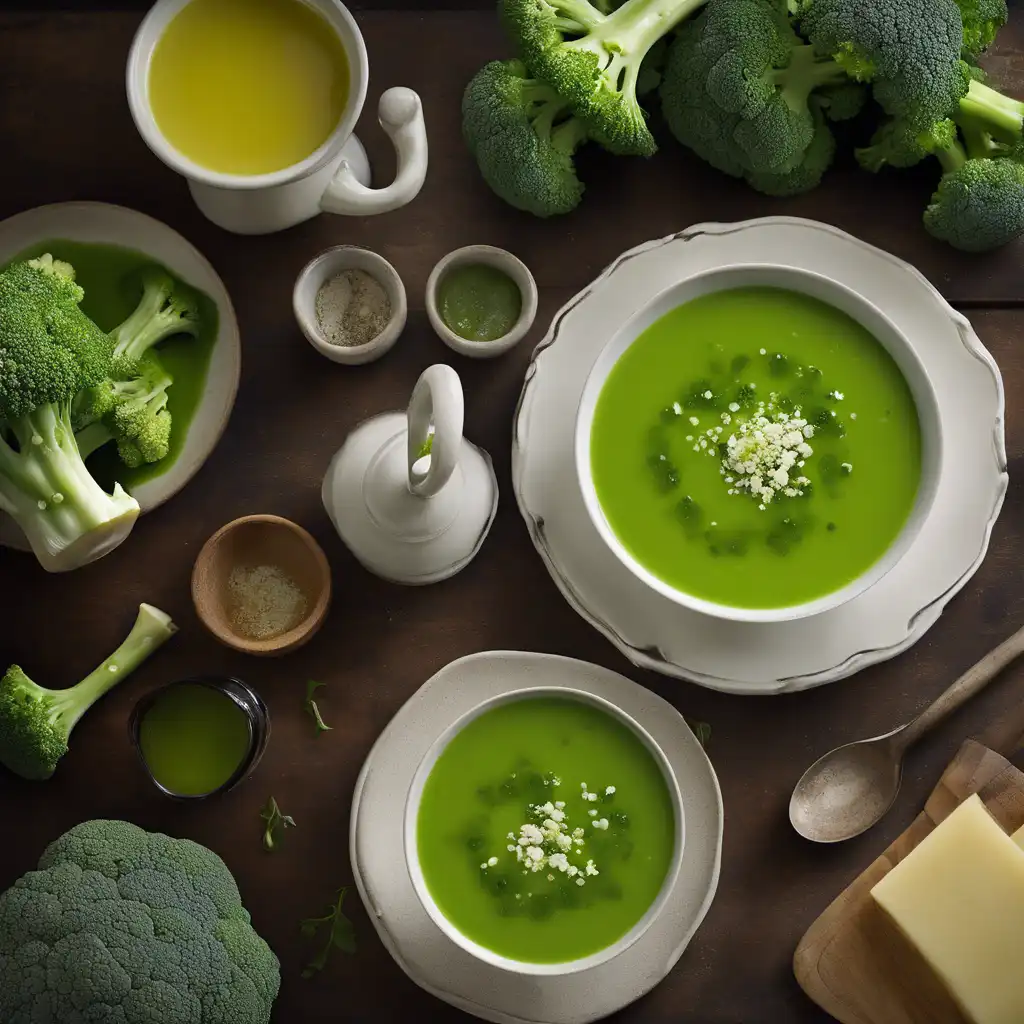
[126,0,429,235]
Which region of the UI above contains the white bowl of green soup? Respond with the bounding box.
[576,265,943,623]
[405,689,683,974]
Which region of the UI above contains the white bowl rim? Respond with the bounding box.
[403,684,685,977]
[125,0,370,191]
[573,262,944,625]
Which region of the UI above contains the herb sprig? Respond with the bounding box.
[301,887,356,977]
[686,719,712,750]
[305,680,332,736]
[260,797,296,852]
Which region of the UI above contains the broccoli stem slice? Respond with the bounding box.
[957,79,1024,144]
[567,0,705,94]
[47,604,177,731]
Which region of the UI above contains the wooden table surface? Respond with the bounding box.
[1,4,1023,1023]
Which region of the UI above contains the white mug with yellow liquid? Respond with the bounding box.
[127,0,428,234]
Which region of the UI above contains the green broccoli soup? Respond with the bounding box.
[415,697,676,964]
[590,287,922,609]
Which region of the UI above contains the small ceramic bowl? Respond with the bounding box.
[129,675,270,800]
[426,245,538,359]
[191,514,332,655]
[404,685,685,976]
[294,246,407,365]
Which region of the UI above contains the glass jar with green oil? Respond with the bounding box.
[131,677,269,799]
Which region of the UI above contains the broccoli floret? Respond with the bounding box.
[660,0,843,190]
[797,0,972,131]
[502,0,707,157]
[463,59,589,216]
[745,104,838,195]
[0,255,140,572]
[0,819,280,1022]
[109,266,200,375]
[73,267,198,468]
[0,603,176,780]
[954,0,1007,60]
[76,354,174,468]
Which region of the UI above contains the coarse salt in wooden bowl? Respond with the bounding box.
[191,515,332,656]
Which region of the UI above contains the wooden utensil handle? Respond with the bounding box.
[898,624,1024,751]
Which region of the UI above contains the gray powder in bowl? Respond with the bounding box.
[315,268,392,348]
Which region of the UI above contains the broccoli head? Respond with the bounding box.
[0,603,176,780]
[924,137,1024,251]
[502,0,707,157]
[954,0,1007,60]
[660,0,842,192]
[797,0,972,131]
[0,819,280,1023]
[463,59,589,216]
[0,255,139,572]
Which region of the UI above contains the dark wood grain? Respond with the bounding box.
[0,9,1023,1024]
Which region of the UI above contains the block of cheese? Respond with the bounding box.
[870,794,1024,1024]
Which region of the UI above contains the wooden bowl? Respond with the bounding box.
[191,515,332,656]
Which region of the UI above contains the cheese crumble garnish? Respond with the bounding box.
[482,780,621,887]
[710,398,814,506]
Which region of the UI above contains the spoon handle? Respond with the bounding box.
[896,623,1024,752]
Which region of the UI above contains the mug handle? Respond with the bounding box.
[321,88,428,217]
[407,364,464,499]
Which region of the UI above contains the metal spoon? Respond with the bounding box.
[790,623,1024,843]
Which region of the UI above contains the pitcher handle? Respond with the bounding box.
[321,88,428,217]
[407,364,463,499]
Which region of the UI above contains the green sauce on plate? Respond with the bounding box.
[4,239,218,492]
[139,683,251,797]
[416,697,675,964]
[438,263,522,342]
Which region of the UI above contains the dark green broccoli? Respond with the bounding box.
[0,255,139,572]
[462,59,589,216]
[501,0,707,157]
[0,820,280,1022]
[797,0,972,131]
[0,603,176,780]
[660,0,843,192]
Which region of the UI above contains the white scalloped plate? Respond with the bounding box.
[0,202,240,552]
[512,218,1007,695]
[350,651,723,1024]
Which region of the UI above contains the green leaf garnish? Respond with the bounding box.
[417,433,434,459]
[260,797,296,852]
[301,887,356,977]
[686,719,712,749]
[305,679,332,736]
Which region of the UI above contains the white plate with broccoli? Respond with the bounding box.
[0,202,240,566]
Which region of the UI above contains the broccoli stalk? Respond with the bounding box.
[463,60,590,216]
[504,0,707,156]
[956,78,1024,144]
[0,603,177,781]
[0,256,140,572]
[0,406,139,570]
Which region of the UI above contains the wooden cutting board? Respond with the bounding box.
[794,708,1024,1024]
